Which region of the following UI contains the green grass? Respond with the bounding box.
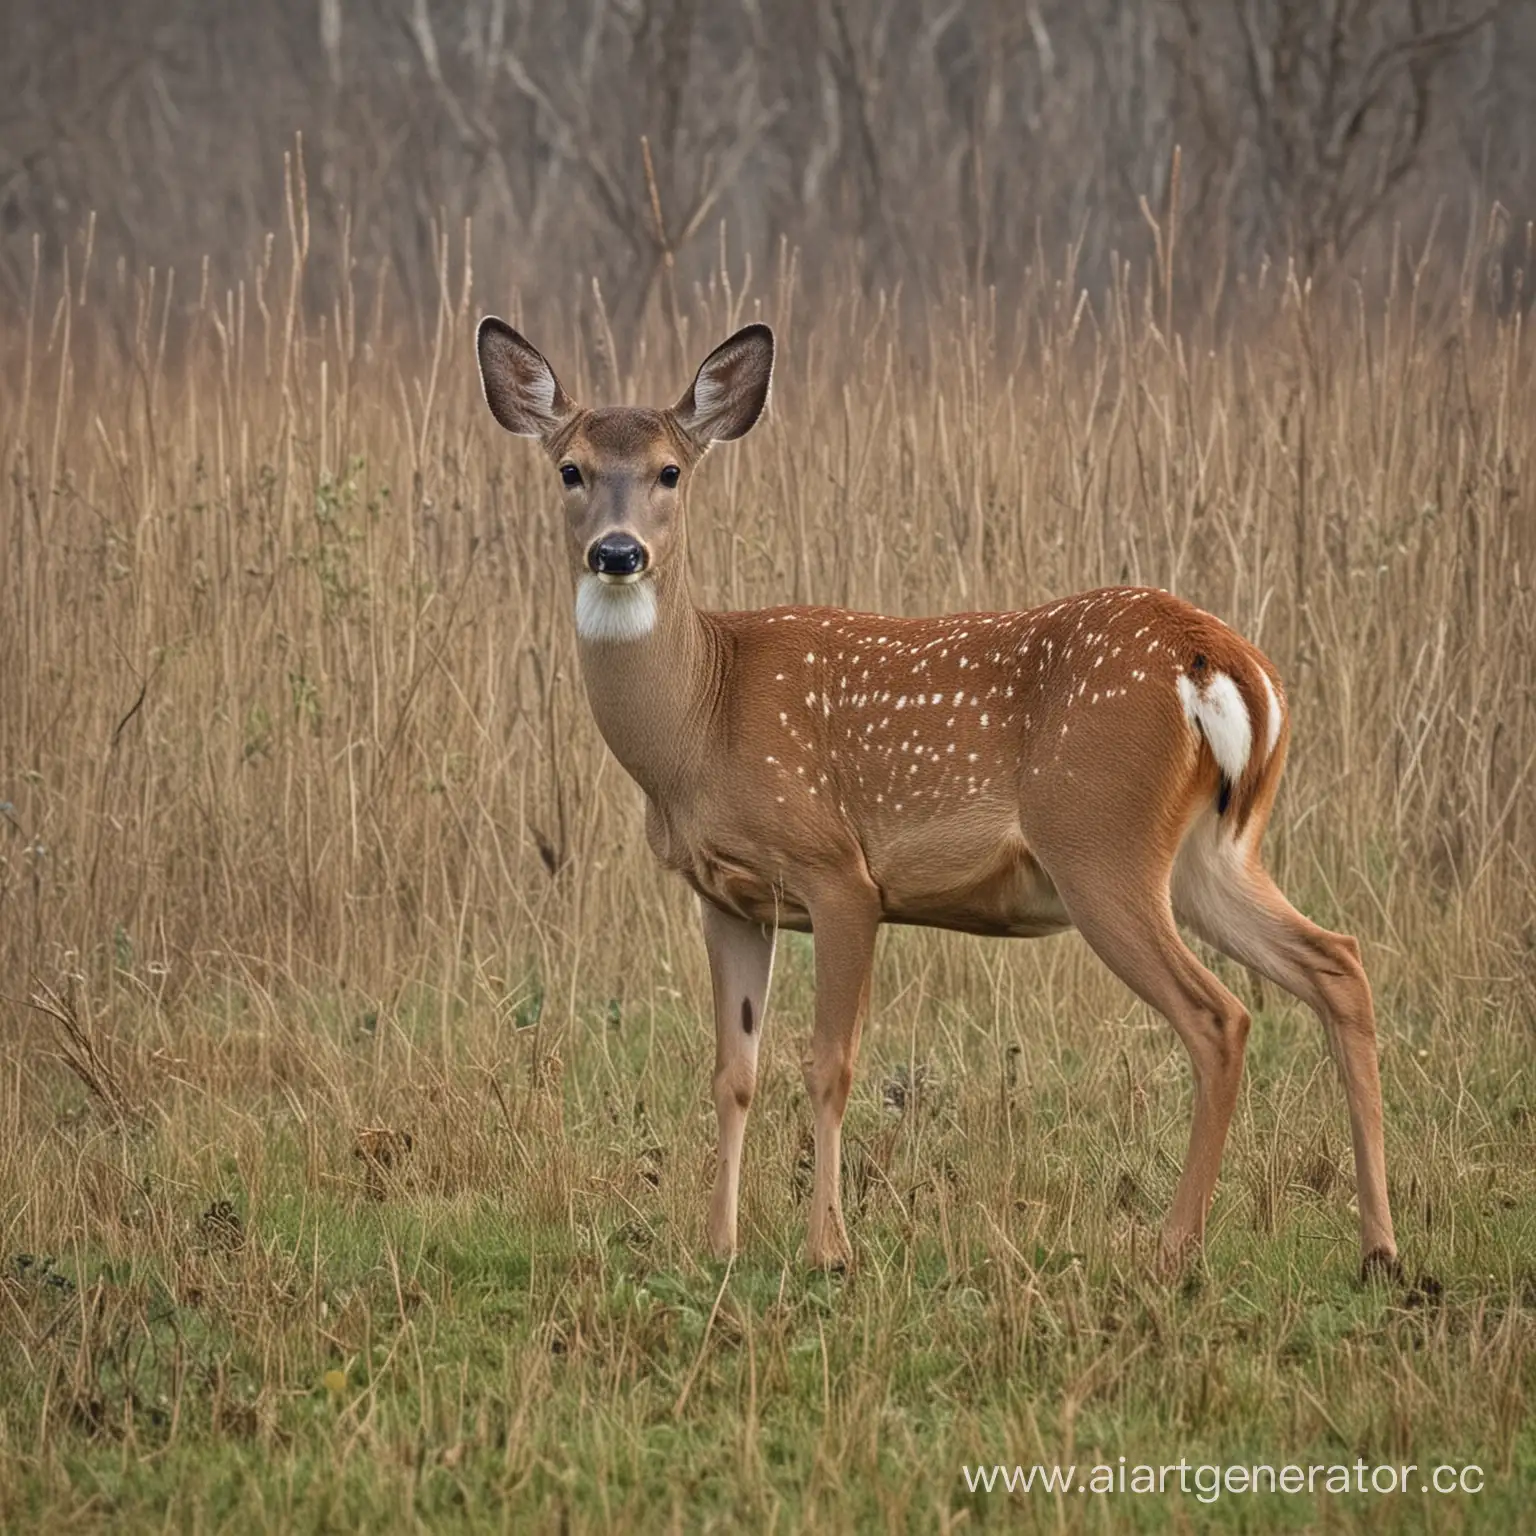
[2,962,1531,1533]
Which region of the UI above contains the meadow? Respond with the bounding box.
[0,200,1533,1531]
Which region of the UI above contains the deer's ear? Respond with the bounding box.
[672,323,774,446]
[476,317,577,439]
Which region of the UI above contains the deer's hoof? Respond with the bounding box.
[1154,1231,1202,1285]
[806,1231,853,1275]
[1360,1247,1402,1285]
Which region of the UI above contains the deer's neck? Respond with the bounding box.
[573,566,721,803]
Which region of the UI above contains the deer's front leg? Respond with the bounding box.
[802,886,881,1271]
[701,900,776,1259]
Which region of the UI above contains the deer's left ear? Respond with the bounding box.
[672,323,774,446]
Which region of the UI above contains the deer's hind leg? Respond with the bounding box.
[1171,822,1397,1277]
[1036,837,1253,1272]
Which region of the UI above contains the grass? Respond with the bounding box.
[1,195,1533,1529]
[1,965,1531,1530]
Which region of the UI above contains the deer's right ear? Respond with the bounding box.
[672,323,775,446]
[476,317,576,439]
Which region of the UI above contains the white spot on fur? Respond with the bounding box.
[575,574,657,643]
[1177,670,1252,785]
[1261,672,1283,757]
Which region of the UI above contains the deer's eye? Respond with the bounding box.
[559,463,583,488]
[658,465,681,488]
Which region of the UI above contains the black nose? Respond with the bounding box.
[588,533,648,577]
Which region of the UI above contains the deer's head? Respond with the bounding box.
[476,319,774,640]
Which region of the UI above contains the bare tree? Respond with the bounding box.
[1170,0,1509,271]
[0,0,1529,329]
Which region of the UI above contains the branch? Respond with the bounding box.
[500,44,648,257]
[1333,0,1507,158]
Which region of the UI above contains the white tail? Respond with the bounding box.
[475,317,1398,1279]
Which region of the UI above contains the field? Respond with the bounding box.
[1,210,1533,1532]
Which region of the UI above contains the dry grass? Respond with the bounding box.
[0,203,1533,1530]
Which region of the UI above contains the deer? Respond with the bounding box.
[474,317,1399,1281]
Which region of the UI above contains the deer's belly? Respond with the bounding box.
[649,801,1067,938]
[870,827,1072,938]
